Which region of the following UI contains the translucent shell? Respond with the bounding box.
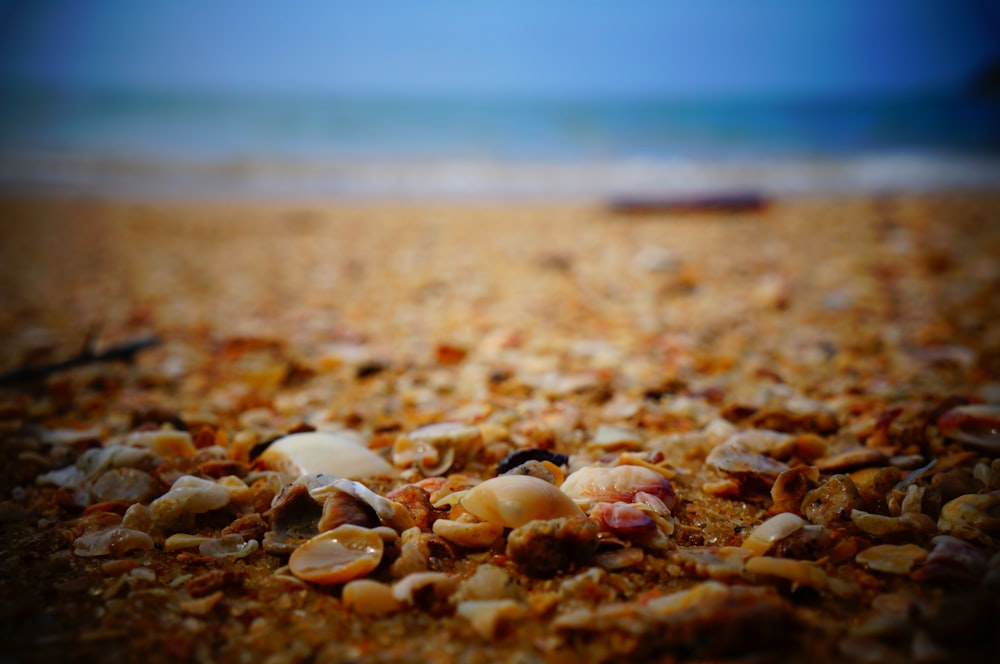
[560,465,677,510]
[460,475,584,528]
[288,524,384,585]
[391,422,481,476]
[259,432,398,479]
[937,404,1000,453]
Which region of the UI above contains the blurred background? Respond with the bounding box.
[1,0,999,199]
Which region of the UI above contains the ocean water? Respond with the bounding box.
[1,87,999,199]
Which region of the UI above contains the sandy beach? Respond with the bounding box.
[1,191,1000,662]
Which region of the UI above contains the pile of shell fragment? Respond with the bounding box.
[33,382,1000,642]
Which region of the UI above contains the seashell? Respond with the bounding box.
[706,436,789,481]
[741,512,806,556]
[258,432,398,479]
[389,527,430,578]
[911,535,990,584]
[318,490,378,533]
[645,580,730,615]
[164,533,213,551]
[149,475,230,530]
[561,465,677,510]
[814,446,887,472]
[263,479,323,555]
[460,475,584,528]
[802,475,864,526]
[937,404,1000,453]
[199,533,259,560]
[288,524,384,585]
[589,502,667,549]
[672,546,753,581]
[456,599,526,640]
[856,543,928,575]
[74,527,154,558]
[937,491,1000,543]
[769,466,819,515]
[850,509,935,536]
[391,571,458,606]
[324,478,415,532]
[121,503,152,533]
[432,517,504,549]
[744,556,829,590]
[342,579,404,616]
[392,422,482,476]
[451,564,520,603]
[593,547,645,571]
[89,468,162,505]
[127,429,197,458]
[588,425,644,451]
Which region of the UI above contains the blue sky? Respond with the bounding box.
[1,0,999,99]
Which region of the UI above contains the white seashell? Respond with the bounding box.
[461,475,584,528]
[741,512,806,556]
[744,556,829,590]
[259,432,398,479]
[289,524,384,585]
[164,533,213,551]
[149,475,231,530]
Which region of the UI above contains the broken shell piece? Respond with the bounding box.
[392,422,482,476]
[937,491,1000,543]
[199,533,259,560]
[74,527,154,558]
[389,527,431,578]
[127,429,197,458]
[149,475,230,530]
[561,465,677,510]
[937,404,1000,453]
[456,599,526,639]
[911,535,990,584]
[263,479,323,555]
[706,431,791,481]
[433,517,504,549]
[164,533,213,551]
[589,502,668,549]
[744,556,829,590]
[741,512,806,556]
[391,571,458,606]
[288,524,384,585]
[856,544,928,575]
[588,425,644,451]
[342,579,404,616]
[851,509,935,536]
[325,478,415,532]
[461,475,584,528]
[259,432,398,479]
[89,468,162,505]
[451,564,520,603]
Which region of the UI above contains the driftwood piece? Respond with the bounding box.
[0,335,161,385]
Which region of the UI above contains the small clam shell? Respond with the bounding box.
[391,571,457,605]
[461,475,584,528]
[259,432,398,479]
[149,475,230,530]
[456,599,526,640]
[938,404,1000,453]
[326,478,415,532]
[288,524,384,585]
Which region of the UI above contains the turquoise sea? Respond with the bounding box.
[1,87,999,199]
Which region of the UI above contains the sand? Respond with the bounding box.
[1,192,1000,662]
